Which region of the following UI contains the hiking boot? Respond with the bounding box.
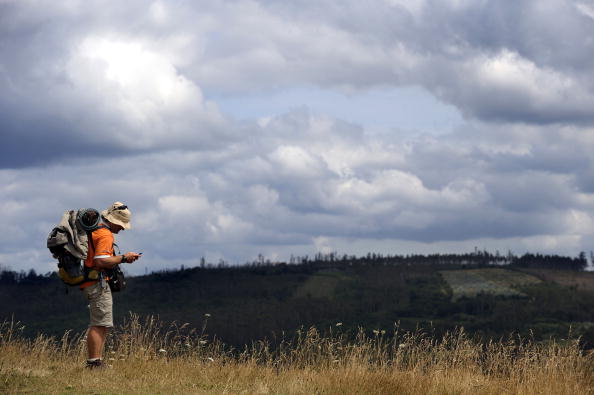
[85,359,108,370]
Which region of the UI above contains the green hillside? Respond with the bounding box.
[2,257,594,349]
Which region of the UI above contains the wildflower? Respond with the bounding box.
[207,357,214,362]
[184,343,191,348]
[333,359,340,363]
[398,343,407,349]
[199,340,208,345]
[373,329,380,335]
[204,313,211,317]
[335,322,343,327]
[108,358,115,361]
[381,330,386,335]
[110,351,116,355]
[158,348,167,354]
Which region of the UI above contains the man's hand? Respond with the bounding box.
[123,252,142,263]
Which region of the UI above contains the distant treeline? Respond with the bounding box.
[280,250,589,272]
[1,250,589,284]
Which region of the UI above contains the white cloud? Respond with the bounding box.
[384,0,426,16]
[64,35,225,148]
[475,50,590,111]
[149,1,168,24]
[247,184,280,213]
[269,145,326,177]
[478,50,564,95]
[564,209,594,234]
[158,195,210,217]
[520,234,584,252]
[576,2,594,20]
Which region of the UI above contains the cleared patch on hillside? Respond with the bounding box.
[293,270,348,299]
[515,268,594,291]
[439,268,541,301]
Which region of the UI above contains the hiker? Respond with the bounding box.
[80,202,141,369]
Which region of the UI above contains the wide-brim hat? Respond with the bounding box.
[101,201,132,230]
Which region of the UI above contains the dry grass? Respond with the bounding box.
[1,315,592,394]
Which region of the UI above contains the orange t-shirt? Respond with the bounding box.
[80,226,114,289]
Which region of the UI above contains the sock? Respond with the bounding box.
[87,358,100,363]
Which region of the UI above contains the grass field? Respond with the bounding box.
[1,316,592,394]
[439,268,542,301]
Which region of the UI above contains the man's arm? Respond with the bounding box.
[94,252,141,269]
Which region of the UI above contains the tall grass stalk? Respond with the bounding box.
[1,315,592,394]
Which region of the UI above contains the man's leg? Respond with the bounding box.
[84,281,113,363]
[87,326,109,359]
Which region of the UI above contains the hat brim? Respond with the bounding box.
[101,209,132,230]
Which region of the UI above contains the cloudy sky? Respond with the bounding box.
[2,0,594,275]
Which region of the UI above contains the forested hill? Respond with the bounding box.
[1,251,593,348]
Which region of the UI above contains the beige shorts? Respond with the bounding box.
[83,281,113,328]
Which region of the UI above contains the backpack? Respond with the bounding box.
[47,208,101,286]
